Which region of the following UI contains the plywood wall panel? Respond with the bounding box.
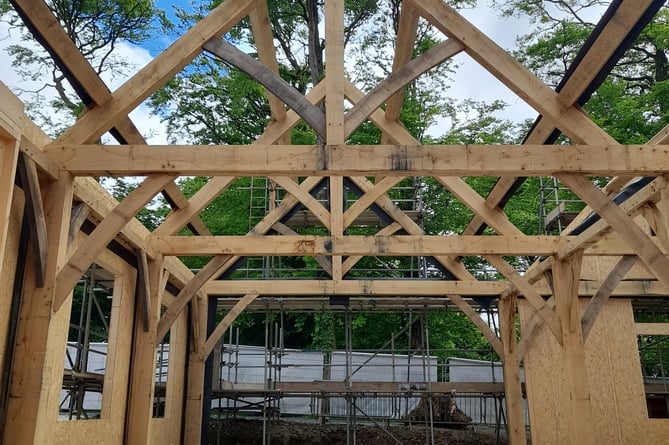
[522,299,669,444]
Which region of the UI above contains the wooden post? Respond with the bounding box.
[0,137,19,271]
[183,293,208,444]
[126,253,164,444]
[3,171,74,444]
[552,250,595,445]
[498,294,527,445]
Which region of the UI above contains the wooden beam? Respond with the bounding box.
[205,278,669,298]
[342,222,402,274]
[271,176,331,229]
[255,80,326,145]
[137,249,152,332]
[448,293,503,356]
[345,39,463,135]
[0,137,19,272]
[248,2,288,125]
[3,172,73,444]
[16,152,48,287]
[558,173,669,292]
[437,176,523,236]
[581,255,637,341]
[55,174,176,309]
[67,202,90,244]
[52,0,257,145]
[330,176,344,280]
[156,177,325,339]
[498,295,527,445]
[203,294,259,357]
[381,3,420,143]
[183,292,208,444]
[154,176,235,236]
[156,254,232,343]
[487,255,562,344]
[203,38,326,138]
[126,254,164,444]
[325,0,345,145]
[273,222,332,275]
[45,144,669,176]
[409,0,615,146]
[205,279,506,296]
[11,0,209,234]
[148,234,562,256]
[344,80,418,145]
[343,177,403,228]
[552,251,595,445]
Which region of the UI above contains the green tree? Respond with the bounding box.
[1,0,160,135]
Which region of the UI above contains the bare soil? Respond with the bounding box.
[208,419,509,445]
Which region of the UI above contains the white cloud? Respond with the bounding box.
[0,18,169,144]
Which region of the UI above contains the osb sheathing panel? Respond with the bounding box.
[0,186,24,381]
[44,243,136,445]
[520,299,669,444]
[150,309,188,445]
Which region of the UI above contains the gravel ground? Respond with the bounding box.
[208,419,510,445]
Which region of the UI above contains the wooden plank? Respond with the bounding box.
[52,0,257,145]
[204,38,326,138]
[0,137,19,272]
[148,234,562,256]
[409,0,616,145]
[0,82,23,139]
[17,152,48,287]
[205,279,506,297]
[203,294,259,356]
[499,295,527,445]
[552,251,595,445]
[45,143,669,176]
[558,173,669,292]
[162,181,212,236]
[582,255,637,341]
[55,174,176,309]
[345,39,463,135]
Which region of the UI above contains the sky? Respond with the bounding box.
[0,1,597,145]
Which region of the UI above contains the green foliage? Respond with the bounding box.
[2,0,159,134]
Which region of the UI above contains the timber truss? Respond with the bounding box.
[1,0,668,444]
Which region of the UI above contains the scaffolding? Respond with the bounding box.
[538,177,585,234]
[209,306,525,445]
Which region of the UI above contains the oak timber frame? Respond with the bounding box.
[1,0,669,444]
